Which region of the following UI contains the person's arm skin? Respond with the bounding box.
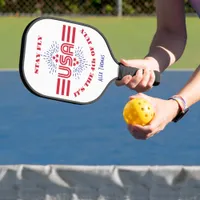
[145,0,187,72]
[177,65,200,107]
[128,65,200,140]
[116,0,187,91]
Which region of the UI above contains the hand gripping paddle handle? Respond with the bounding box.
[117,63,160,86]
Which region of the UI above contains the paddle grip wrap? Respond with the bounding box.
[117,63,160,86]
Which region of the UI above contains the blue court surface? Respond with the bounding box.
[0,70,200,165]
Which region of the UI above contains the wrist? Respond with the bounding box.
[168,99,181,120]
[168,95,189,122]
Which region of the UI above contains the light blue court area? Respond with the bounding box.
[0,70,200,165]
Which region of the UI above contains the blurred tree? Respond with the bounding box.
[0,0,196,15]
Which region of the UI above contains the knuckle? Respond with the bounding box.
[127,79,139,89]
[139,82,147,88]
[137,72,143,80]
[128,83,136,89]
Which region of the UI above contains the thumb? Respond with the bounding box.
[132,112,160,135]
[120,58,145,68]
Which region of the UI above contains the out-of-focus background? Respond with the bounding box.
[0,1,200,166]
[0,0,199,70]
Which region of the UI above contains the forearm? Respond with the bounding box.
[176,65,200,108]
[145,30,187,72]
[144,0,187,73]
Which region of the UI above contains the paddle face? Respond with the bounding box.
[19,17,119,104]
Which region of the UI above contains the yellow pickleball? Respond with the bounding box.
[123,98,155,126]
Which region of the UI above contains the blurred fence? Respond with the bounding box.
[0,0,195,16]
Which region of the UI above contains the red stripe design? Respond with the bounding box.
[61,25,66,41]
[61,79,65,95]
[67,26,71,43]
[71,27,76,43]
[62,25,76,44]
[56,78,71,96]
[66,80,70,96]
[56,78,61,94]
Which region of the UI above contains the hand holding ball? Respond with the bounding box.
[123,98,155,126]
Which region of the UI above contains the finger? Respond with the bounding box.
[146,124,165,139]
[120,59,146,67]
[131,125,155,140]
[132,109,164,137]
[131,122,156,135]
[115,75,132,86]
[127,124,134,133]
[146,131,159,139]
[147,70,156,88]
[128,125,148,140]
[138,68,151,88]
[134,69,156,93]
[116,59,147,87]
[127,69,143,89]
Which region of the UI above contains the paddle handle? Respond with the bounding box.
[117,63,160,86]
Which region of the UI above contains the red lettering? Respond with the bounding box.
[34,57,40,74]
[34,36,42,74]
[60,55,73,66]
[81,87,85,92]
[58,66,71,78]
[61,43,74,56]
[37,36,42,41]
[80,29,92,45]
[90,47,95,56]
[91,58,96,71]
[35,58,40,63]
[74,90,81,97]
[37,36,42,51]
[60,55,68,65]
[36,54,40,58]
[34,65,39,74]
[73,72,94,97]
[84,73,94,87]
